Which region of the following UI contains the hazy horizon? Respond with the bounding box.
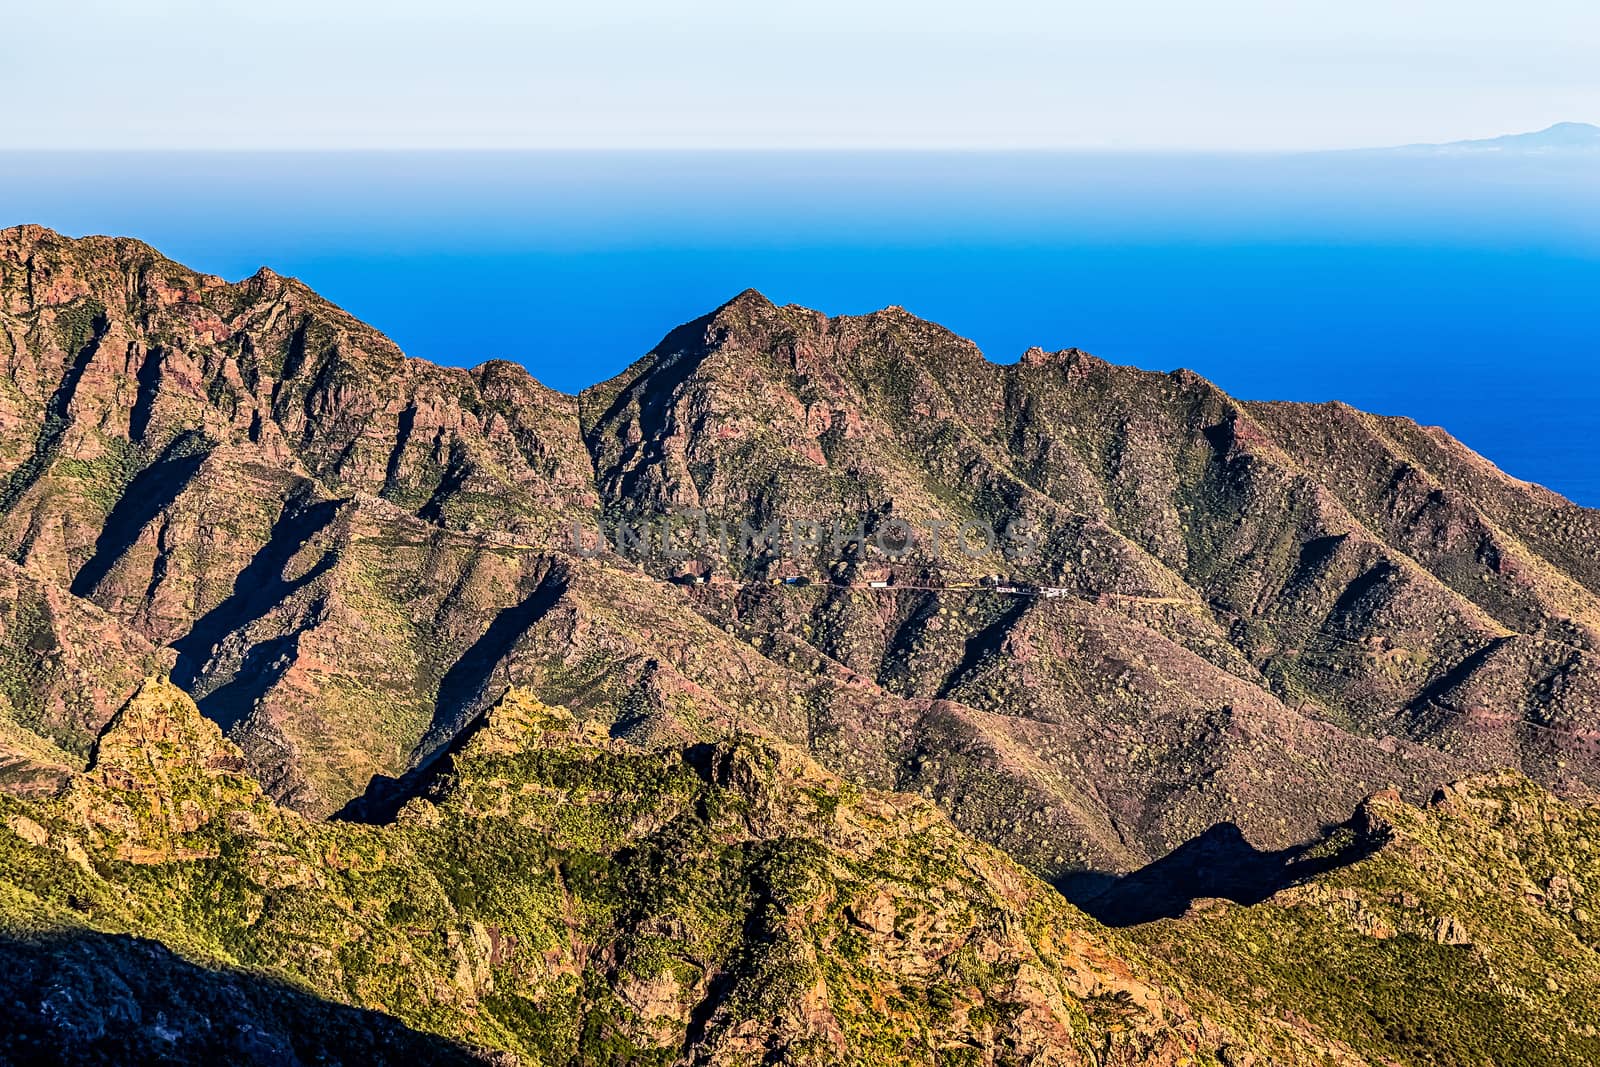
[1,121,1596,156]
[8,2,1599,152]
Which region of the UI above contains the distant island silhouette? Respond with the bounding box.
[1386,121,1600,153]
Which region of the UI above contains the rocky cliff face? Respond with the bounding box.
[3,224,1599,888]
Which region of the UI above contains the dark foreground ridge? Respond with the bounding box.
[0,930,492,1067]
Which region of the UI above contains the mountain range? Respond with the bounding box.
[4,224,1600,1063]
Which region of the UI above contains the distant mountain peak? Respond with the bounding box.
[1539,120,1600,136]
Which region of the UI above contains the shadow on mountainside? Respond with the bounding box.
[332,750,447,824]
[1071,819,1388,927]
[333,569,569,824]
[423,567,571,757]
[0,928,494,1067]
[168,493,343,678]
[69,433,212,601]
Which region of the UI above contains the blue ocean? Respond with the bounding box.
[2,150,1596,504]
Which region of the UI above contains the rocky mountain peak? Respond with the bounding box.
[716,286,778,317]
[69,679,263,860]
[87,678,250,784]
[460,688,597,758]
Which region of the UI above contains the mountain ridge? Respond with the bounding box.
[0,678,1249,1065]
[3,224,1600,884]
[7,224,1600,1062]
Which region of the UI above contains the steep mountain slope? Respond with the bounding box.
[0,557,169,795]
[3,225,1600,888]
[0,225,602,814]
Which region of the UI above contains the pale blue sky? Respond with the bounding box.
[6,0,1598,149]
